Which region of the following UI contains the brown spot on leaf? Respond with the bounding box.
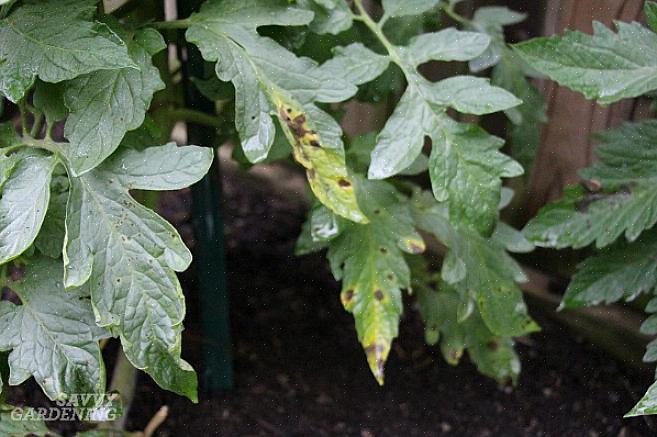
[310,140,320,148]
[379,246,388,254]
[338,178,352,188]
[374,289,384,301]
[344,289,354,302]
[487,340,499,351]
[386,273,395,281]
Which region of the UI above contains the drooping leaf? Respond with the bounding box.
[187,0,367,223]
[416,281,521,383]
[0,150,58,263]
[63,144,213,401]
[327,177,425,384]
[63,28,166,175]
[513,21,657,104]
[411,191,538,337]
[563,232,657,309]
[0,0,135,102]
[0,256,109,402]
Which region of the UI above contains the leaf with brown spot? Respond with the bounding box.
[328,177,424,384]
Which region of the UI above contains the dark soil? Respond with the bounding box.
[128,165,656,437]
[5,164,656,436]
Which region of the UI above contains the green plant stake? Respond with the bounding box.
[179,0,233,391]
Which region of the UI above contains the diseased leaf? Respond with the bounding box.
[513,21,657,104]
[411,191,538,337]
[0,0,135,102]
[187,0,367,223]
[563,233,657,309]
[0,151,58,263]
[327,177,424,384]
[64,144,213,402]
[63,28,166,175]
[416,282,521,383]
[0,256,109,402]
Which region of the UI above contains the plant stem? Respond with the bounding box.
[352,0,409,75]
[167,108,222,129]
[149,19,191,30]
[440,3,469,25]
[22,137,65,155]
[30,113,44,138]
[17,100,29,136]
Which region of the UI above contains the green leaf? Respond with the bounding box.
[0,151,58,263]
[411,191,538,337]
[382,0,441,18]
[0,404,53,437]
[524,185,657,249]
[626,380,657,417]
[317,43,390,86]
[472,6,526,28]
[363,16,520,233]
[468,6,545,170]
[582,120,657,186]
[427,76,522,116]
[399,28,491,65]
[0,0,135,102]
[297,0,353,35]
[513,21,657,104]
[428,120,523,235]
[416,284,521,383]
[0,256,109,401]
[33,81,67,125]
[646,1,657,33]
[63,144,213,401]
[563,233,657,309]
[327,177,425,384]
[35,179,68,259]
[63,28,166,175]
[187,0,367,223]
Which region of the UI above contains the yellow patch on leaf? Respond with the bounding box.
[275,99,368,224]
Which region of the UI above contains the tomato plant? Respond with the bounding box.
[515,0,657,417]
[0,0,652,434]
